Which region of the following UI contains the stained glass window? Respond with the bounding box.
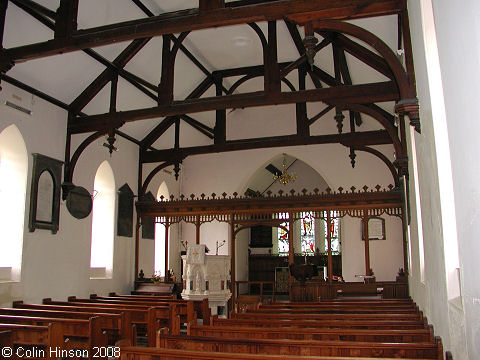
[278,213,289,256]
[301,212,315,255]
[324,212,341,255]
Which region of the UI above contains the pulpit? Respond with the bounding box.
[181,245,231,317]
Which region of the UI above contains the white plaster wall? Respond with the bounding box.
[430,0,480,358]
[0,83,137,306]
[179,111,403,284]
[341,216,404,282]
[407,0,477,358]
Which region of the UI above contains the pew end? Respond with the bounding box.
[0,330,13,348]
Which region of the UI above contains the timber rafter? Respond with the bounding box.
[0,0,418,194]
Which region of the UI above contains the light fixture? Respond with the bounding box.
[273,153,297,185]
[103,132,118,156]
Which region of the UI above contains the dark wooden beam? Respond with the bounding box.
[265,21,281,93]
[308,104,334,126]
[296,64,309,137]
[284,19,324,88]
[199,0,225,11]
[140,130,392,163]
[9,0,54,30]
[130,0,229,95]
[69,81,399,134]
[336,41,363,126]
[214,74,226,144]
[69,37,151,114]
[1,0,404,65]
[11,0,55,19]
[141,77,214,148]
[11,0,158,101]
[54,0,78,39]
[334,33,394,80]
[0,0,8,49]
[0,73,69,111]
[181,115,214,139]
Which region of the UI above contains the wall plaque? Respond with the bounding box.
[117,183,134,237]
[66,186,92,219]
[362,217,386,240]
[141,191,155,239]
[29,153,63,233]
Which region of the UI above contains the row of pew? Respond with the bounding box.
[117,297,452,360]
[0,292,210,359]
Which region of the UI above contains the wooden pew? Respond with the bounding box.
[5,304,131,345]
[188,323,435,343]
[232,311,424,322]
[0,323,64,360]
[102,293,212,325]
[15,301,135,345]
[107,292,176,300]
[156,332,444,359]
[89,294,210,325]
[248,307,419,314]
[118,346,434,360]
[0,329,12,348]
[0,315,107,360]
[43,298,179,346]
[211,316,429,330]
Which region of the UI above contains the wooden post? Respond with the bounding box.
[199,0,225,11]
[0,0,8,49]
[134,215,140,281]
[196,215,201,245]
[55,0,79,39]
[288,212,294,301]
[230,215,236,312]
[363,213,371,275]
[164,219,170,277]
[401,211,409,275]
[326,211,333,284]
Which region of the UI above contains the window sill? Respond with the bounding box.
[0,267,14,282]
[89,267,111,279]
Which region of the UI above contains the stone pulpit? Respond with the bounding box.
[181,244,231,317]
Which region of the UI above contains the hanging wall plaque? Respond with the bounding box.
[117,183,134,237]
[29,153,63,233]
[66,185,92,219]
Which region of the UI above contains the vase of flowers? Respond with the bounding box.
[151,271,162,284]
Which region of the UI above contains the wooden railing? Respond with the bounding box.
[235,281,275,302]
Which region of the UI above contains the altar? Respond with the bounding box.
[181,245,231,317]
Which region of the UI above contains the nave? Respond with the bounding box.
[0,292,452,360]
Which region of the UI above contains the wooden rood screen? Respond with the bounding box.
[135,185,406,304]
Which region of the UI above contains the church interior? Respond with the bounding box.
[0,0,479,359]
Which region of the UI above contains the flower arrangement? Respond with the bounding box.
[151,271,163,284]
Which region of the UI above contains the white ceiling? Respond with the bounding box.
[2,1,400,146]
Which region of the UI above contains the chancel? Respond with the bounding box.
[0,0,478,359]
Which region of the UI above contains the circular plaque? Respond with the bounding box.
[66,186,92,219]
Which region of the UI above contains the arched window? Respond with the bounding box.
[300,211,315,255]
[155,182,169,276]
[277,212,289,256]
[324,213,341,255]
[90,161,115,278]
[0,124,28,282]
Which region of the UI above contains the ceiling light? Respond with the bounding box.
[273,154,297,186]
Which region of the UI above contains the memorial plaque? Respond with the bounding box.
[66,186,92,219]
[117,183,134,237]
[29,153,63,233]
